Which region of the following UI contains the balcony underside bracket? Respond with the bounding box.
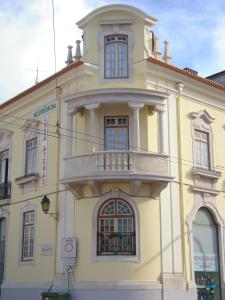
[151,182,168,198]
[64,183,83,199]
[88,180,101,196]
[130,180,142,195]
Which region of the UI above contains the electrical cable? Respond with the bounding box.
[1,117,225,178]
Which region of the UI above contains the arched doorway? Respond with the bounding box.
[193,208,221,299]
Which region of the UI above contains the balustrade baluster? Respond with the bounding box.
[112,152,116,170]
[118,152,122,170]
[106,153,110,170]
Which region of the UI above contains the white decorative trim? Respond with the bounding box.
[92,188,140,262]
[190,110,220,195]
[16,119,40,194]
[22,119,40,140]
[190,110,215,125]
[77,4,157,28]
[0,128,13,152]
[73,280,162,290]
[18,203,37,266]
[65,88,168,114]
[2,281,50,289]
[186,197,225,284]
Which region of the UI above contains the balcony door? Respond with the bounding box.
[104,116,128,150]
[0,150,9,200]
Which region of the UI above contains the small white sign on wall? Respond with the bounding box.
[41,244,55,256]
[61,238,77,258]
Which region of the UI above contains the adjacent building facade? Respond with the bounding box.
[0,4,225,300]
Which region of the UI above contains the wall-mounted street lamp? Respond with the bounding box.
[41,195,59,221]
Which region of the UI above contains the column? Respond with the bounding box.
[158,109,166,153]
[66,111,74,156]
[129,103,144,151]
[85,103,100,152]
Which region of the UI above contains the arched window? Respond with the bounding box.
[97,198,135,255]
[193,208,221,299]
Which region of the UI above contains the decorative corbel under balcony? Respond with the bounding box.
[192,167,221,195]
[15,173,39,194]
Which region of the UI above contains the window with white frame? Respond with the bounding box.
[194,129,210,169]
[25,137,38,175]
[104,116,128,150]
[104,35,128,78]
[97,198,135,256]
[22,210,35,261]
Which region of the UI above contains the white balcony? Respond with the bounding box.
[61,150,173,198]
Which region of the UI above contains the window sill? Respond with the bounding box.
[18,259,35,266]
[15,173,39,185]
[92,255,140,263]
[100,76,132,83]
[192,167,221,179]
[0,199,11,206]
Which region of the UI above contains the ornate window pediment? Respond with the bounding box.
[190,110,214,130]
[0,128,13,151]
[22,119,40,140]
[190,110,221,194]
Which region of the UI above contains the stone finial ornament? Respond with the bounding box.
[74,40,82,61]
[65,45,74,65]
[153,35,161,59]
[163,40,172,64]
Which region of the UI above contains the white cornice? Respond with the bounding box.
[77,4,157,28]
[64,88,168,110]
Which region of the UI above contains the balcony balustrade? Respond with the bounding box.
[0,182,11,200]
[63,150,170,180]
[61,150,173,198]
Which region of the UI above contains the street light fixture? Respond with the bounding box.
[41,195,59,220]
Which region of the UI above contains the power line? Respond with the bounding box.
[1,117,225,177]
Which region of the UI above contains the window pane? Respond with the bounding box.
[105,128,116,150]
[26,138,37,175]
[104,35,128,78]
[22,211,35,261]
[97,199,135,255]
[194,130,209,169]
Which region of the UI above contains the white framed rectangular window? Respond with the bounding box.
[104,117,128,150]
[25,137,38,175]
[0,149,9,184]
[194,130,210,169]
[22,210,35,261]
[104,35,128,78]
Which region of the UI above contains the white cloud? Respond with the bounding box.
[0,0,95,103]
[1,0,224,103]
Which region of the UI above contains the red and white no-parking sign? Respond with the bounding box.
[61,238,76,258]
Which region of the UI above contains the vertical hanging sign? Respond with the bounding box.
[41,114,48,186]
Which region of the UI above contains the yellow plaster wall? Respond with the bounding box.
[74,184,161,282]
[179,96,225,282]
[1,90,59,282]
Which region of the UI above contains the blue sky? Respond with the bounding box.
[0,0,225,103]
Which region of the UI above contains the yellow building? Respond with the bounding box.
[0,4,225,300]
